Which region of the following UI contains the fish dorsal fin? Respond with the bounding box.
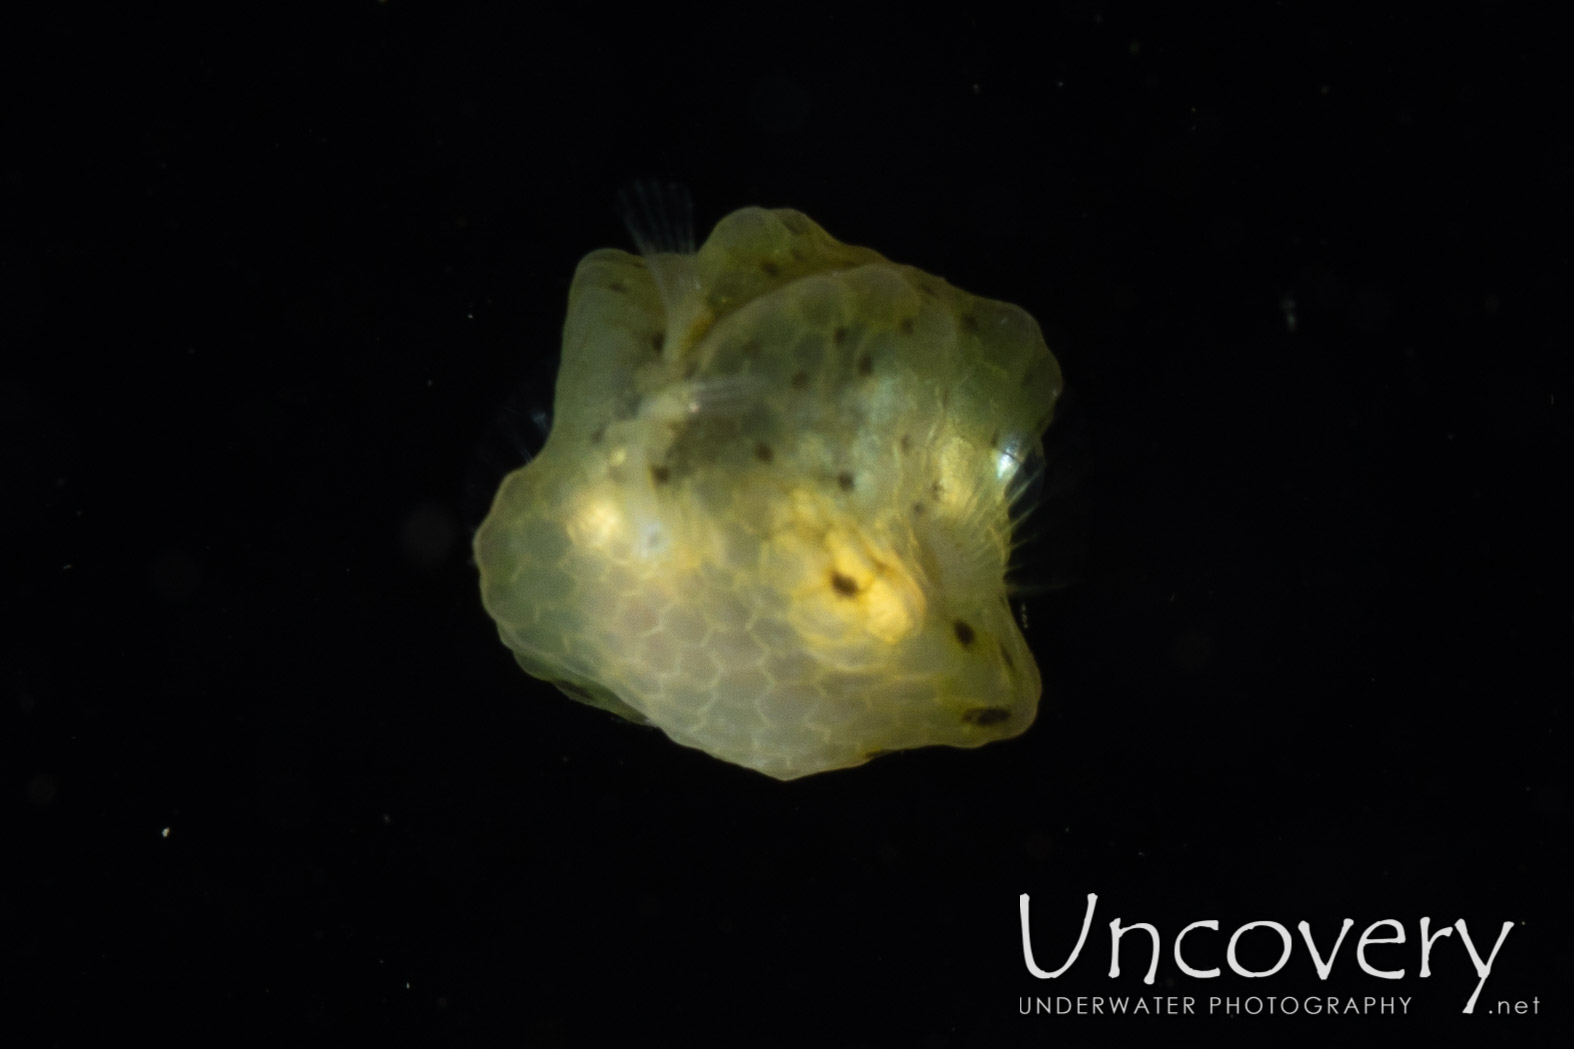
[616,182,709,352]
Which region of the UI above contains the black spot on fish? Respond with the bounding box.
[962,706,1011,726]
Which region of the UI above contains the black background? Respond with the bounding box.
[5,4,1568,1045]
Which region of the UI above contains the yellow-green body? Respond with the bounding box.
[475,206,1062,779]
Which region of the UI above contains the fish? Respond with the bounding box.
[474,191,1063,779]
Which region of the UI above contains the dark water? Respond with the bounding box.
[6,7,1567,1045]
